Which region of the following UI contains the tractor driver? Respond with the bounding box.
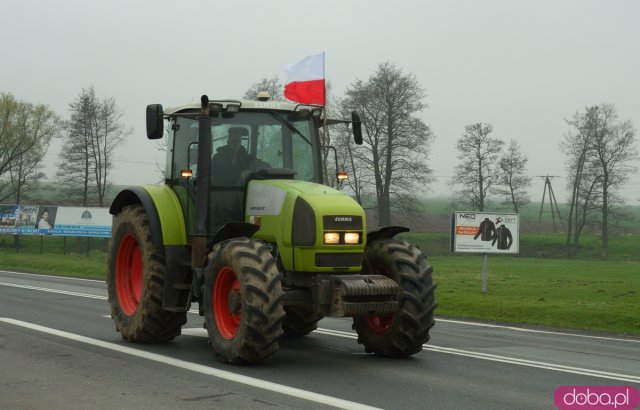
[211,127,252,185]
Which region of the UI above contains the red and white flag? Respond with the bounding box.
[283,52,325,106]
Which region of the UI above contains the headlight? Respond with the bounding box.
[323,232,361,244]
[344,232,360,244]
[324,232,340,244]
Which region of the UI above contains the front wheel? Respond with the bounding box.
[353,239,436,357]
[203,238,285,364]
[107,205,186,343]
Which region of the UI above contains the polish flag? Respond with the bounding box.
[283,53,325,106]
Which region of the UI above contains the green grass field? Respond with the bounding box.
[431,255,639,336]
[0,251,107,279]
[0,236,108,279]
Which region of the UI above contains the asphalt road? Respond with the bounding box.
[1,269,638,410]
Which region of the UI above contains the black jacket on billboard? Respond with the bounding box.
[492,225,513,250]
[474,218,497,241]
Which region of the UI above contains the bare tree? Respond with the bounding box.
[0,93,60,202]
[243,76,284,101]
[589,105,638,259]
[341,62,434,226]
[452,123,504,211]
[572,164,601,255]
[91,96,129,205]
[7,157,45,204]
[496,140,531,212]
[58,88,96,206]
[58,86,129,206]
[562,109,601,256]
[562,104,638,259]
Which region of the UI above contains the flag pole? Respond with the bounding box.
[321,51,327,146]
[321,52,330,185]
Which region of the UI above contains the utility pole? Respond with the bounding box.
[537,175,564,232]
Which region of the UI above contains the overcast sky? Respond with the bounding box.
[2,0,639,205]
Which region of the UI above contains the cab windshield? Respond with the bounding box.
[168,110,321,185]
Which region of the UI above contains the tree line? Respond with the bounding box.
[0,86,129,207]
[1,63,638,259]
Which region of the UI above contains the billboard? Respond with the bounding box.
[451,211,519,254]
[0,205,111,238]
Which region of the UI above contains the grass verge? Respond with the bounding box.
[0,236,107,279]
[431,255,640,336]
[0,251,107,280]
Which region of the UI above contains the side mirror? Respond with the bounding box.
[351,111,363,145]
[146,104,164,140]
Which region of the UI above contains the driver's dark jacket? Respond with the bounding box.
[211,145,251,185]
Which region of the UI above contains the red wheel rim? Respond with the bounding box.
[364,314,394,334]
[115,233,143,316]
[364,263,395,334]
[213,266,242,340]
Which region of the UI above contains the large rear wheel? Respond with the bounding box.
[107,205,186,342]
[203,238,284,364]
[353,239,436,357]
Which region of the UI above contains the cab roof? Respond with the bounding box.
[164,98,323,115]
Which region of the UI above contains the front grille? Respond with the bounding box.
[315,253,363,267]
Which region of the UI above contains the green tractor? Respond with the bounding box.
[107,94,436,364]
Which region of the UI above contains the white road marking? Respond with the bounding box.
[422,345,640,384]
[181,327,208,337]
[0,270,104,283]
[3,277,640,384]
[0,318,381,410]
[313,329,640,384]
[0,281,106,300]
[436,318,640,344]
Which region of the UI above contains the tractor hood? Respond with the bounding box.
[245,179,366,272]
[245,179,363,221]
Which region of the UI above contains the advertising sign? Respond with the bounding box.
[451,211,519,254]
[0,205,111,238]
[51,207,112,237]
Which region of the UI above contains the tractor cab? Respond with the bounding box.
[151,97,328,236]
